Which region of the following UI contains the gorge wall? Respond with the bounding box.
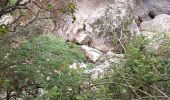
[54,0,170,53]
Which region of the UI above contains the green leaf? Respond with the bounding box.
[20,9,27,16]
[68,2,76,10]
[47,3,53,10]
[72,14,76,23]
[9,0,17,5]
[59,8,66,13]
[0,25,9,39]
[76,96,83,100]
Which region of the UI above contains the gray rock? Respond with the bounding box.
[140,14,170,33]
[139,14,170,54]
[84,52,124,80]
[143,0,170,17]
[141,31,170,54]
[81,45,102,62]
[135,0,170,21]
[65,1,134,52]
[0,14,13,25]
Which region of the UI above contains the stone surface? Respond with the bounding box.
[141,31,170,54]
[69,62,87,69]
[65,1,134,52]
[84,52,124,79]
[140,14,170,33]
[128,20,141,36]
[81,45,102,62]
[143,0,170,17]
[139,14,170,54]
[135,0,170,21]
[0,14,13,25]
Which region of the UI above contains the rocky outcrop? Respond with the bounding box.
[63,0,170,80]
[140,14,170,33]
[65,0,134,52]
[143,0,170,18]
[68,51,125,80]
[84,52,124,79]
[69,62,87,69]
[0,14,13,25]
[135,0,170,21]
[2,0,170,81]
[68,45,125,79]
[4,0,170,53]
[81,45,102,62]
[140,14,170,54]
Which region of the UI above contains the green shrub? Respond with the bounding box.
[66,35,170,100]
[1,33,170,99]
[0,34,86,99]
[98,35,170,99]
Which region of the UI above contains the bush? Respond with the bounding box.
[0,34,86,99]
[1,34,170,99]
[93,35,170,99]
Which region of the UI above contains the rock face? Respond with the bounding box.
[84,52,124,79]
[140,14,170,53]
[81,45,102,62]
[143,0,170,18]
[140,14,170,33]
[69,62,87,69]
[65,0,170,80]
[0,14,13,25]
[135,0,170,21]
[64,0,134,52]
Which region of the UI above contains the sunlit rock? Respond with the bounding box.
[0,14,13,25]
[65,0,134,52]
[81,45,102,62]
[140,14,170,33]
[84,52,124,79]
[69,62,87,69]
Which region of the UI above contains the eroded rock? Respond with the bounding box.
[81,45,102,62]
[143,0,170,18]
[66,1,134,52]
[69,62,87,69]
[140,14,170,33]
[0,14,13,25]
[84,52,124,79]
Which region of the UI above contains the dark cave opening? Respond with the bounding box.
[149,11,155,19]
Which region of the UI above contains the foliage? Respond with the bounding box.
[9,0,17,5]
[47,3,54,10]
[93,35,170,99]
[67,2,77,23]
[0,25,9,39]
[1,32,170,99]
[0,34,86,99]
[0,0,77,38]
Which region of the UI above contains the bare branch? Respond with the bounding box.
[0,0,30,18]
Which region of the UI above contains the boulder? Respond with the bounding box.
[135,0,170,21]
[65,0,134,52]
[0,14,13,25]
[140,14,170,54]
[69,62,87,69]
[81,45,102,62]
[84,52,124,79]
[143,0,170,18]
[140,30,170,56]
[140,14,170,33]
[128,20,141,36]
